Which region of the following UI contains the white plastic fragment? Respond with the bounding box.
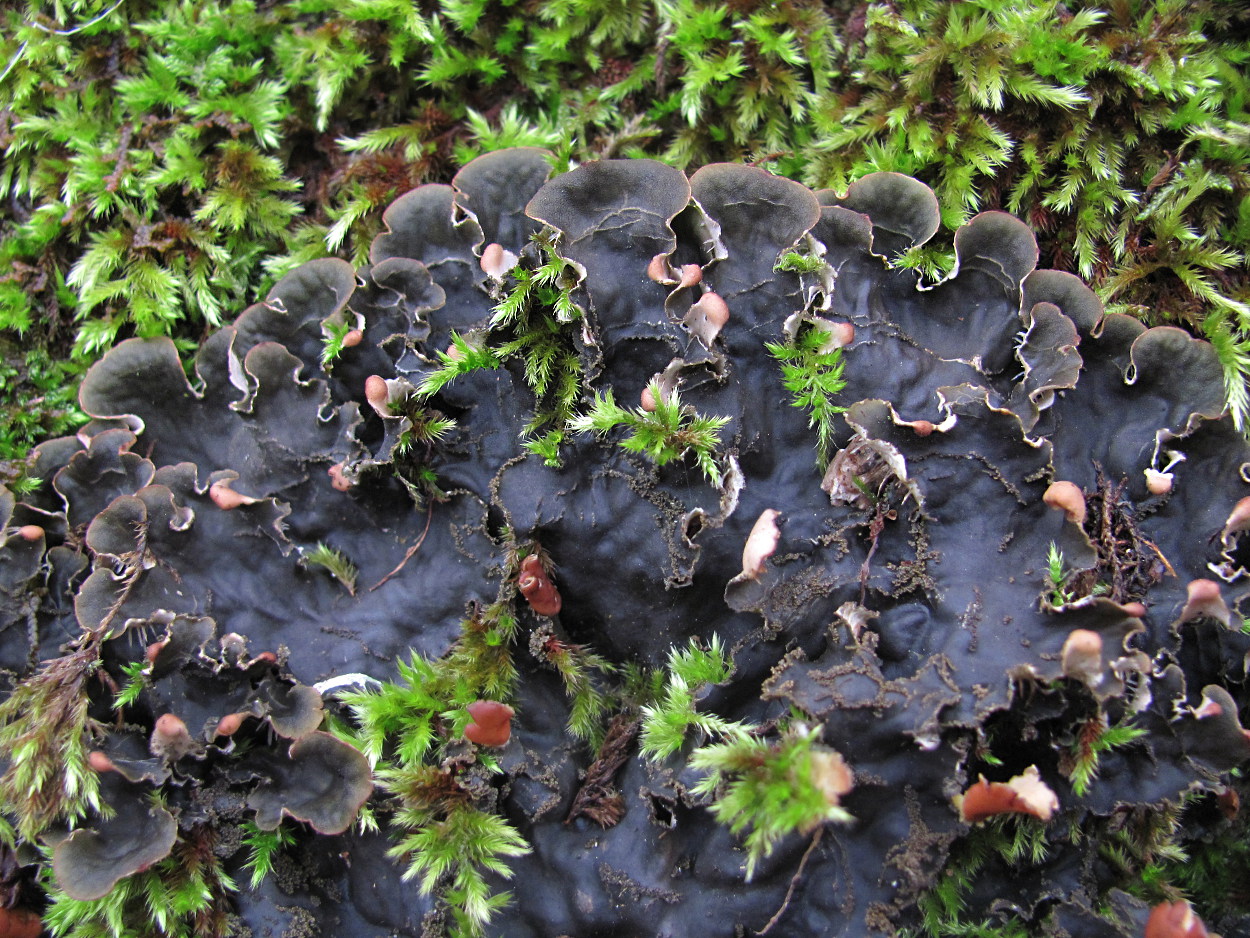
[314,673,384,695]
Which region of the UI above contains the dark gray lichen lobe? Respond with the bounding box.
[2,148,1249,936]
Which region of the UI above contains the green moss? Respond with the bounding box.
[638,635,742,761]
[380,770,530,938]
[569,382,730,486]
[238,820,296,890]
[42,825,236,938]
[766,321,848,469]
[689,717,854,881]
[639,641,855,880]
[489,232,585,438]
[1161,785,1250,926]
[1066,716,1149,798]
[298,542,360,595]
[416,333,502,400]
[534,634,615,743]
[0,646,104,843]
[909,816,1047,938]
[338,604,519,769]
[333,600,528,937]
[2,0,312,357]
[0,341,85,482]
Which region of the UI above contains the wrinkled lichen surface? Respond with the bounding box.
[2,148,1249,936]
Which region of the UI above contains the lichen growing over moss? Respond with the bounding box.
[1,148,1248,937]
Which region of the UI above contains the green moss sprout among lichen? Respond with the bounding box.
[319,319,359,369]
[387,228,589,470]
[415,333,503,400]
[569,382,730,486]
[381,772,530,938]
[41,825,237,938]
[0,646,105,844]
[239,820,296,890]
[110,660,148,711]
[299,542,360,595]
[766,323,848,469]
[414,229,590,468]
[774,250,830,276]
[329,600,528,937]
[1043,541,1111,608]
[490,234,586,445]
[690,719,855,881]
[904,815,1046,938]
[534,634,616,744]
[1064,715,1149,798]
[638,636,741,760]
[639,639,854,880]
